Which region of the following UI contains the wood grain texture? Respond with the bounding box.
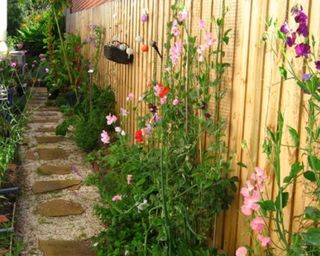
[66,0,320,254]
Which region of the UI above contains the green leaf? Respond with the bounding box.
[237,162,247,168]
[308,155,320,171]
[279,66,288,80]
[283,162,303,183]
[304,171,316,182]
[259,200,275,211]
[302,228,320,246]
[305,207,320,222]
[275,192,289,210]
[288,126,299,146]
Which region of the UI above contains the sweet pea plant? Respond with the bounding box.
[236,5,320,256]
[93,2,237,255]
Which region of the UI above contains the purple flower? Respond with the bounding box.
[280,22,290,34]
[295,43,310,58]
[315,60,320,70]
[39,53,45,59]
[204,112,211,119]
[89,24,97,30]
[294,10,308,24]
[296,22,308,37]
[45,68,49,73]
[148,103,157,114]
[286,32,296,47]
[302,73,311,81]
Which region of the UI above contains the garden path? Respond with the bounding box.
[16,87,103,256]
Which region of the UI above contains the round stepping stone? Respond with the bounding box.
[31,118,60,123]
[32,180,81,194]
[37,199,85,217]
[36,136,64,144]
[38,148,67,160]
[36,127,56,133]
[38,240,95,256]
[37,165,71,175]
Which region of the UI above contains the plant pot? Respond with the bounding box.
[104,43,133,64]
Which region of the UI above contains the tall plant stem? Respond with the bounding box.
[160,132,172,255]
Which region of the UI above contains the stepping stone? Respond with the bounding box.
[36,136,64,144]
[32,179,81,194]
[31,118,60,123]
[37,165,71,175]
[25,150,36,160]
[38,106,59,111]
[38,240,95,256]
[38,148,67,160]
[34,112,58,117]
[36,127,56,133]
[38,199,85,217]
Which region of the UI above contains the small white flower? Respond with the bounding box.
[88,69,94,73]
[115,127,121,133]
[124,250,129,256]
[137,199,148,212]
[121,130,126,136]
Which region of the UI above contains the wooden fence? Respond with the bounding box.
[66,0,320,254]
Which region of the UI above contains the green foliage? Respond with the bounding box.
[91,3,236,255]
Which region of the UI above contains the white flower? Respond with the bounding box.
[115,127,121,133]
[121,130,126,136]
[136,199,148,212]
[88,69,94,73]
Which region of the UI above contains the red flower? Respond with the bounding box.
[0,215,9,223]
[135,130,143,143]
[157,82,163,88]
[159,86,170,98]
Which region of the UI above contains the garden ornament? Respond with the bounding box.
[141,44,149,52]
[141,9,149,22]
[150,41,162,59]
[135,36,144,43]
[126,48,134,58]
[118,44,127,51]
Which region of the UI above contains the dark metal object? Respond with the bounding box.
[150,41,162,59]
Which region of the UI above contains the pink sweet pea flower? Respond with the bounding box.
[169,40,183,66]
[172,98,179,106]
[198,19,205,29]
[171,19,180,37]
[106,113,117,125]
[112,194,122,201]
[120,108,129,116]
[101,130,110,144]
[177,9,188,22]
[127,175,132,184]
[126,93,134,101]
[257,234,272,247]
[250,217,265,232]
[235,246,248,256]
[204,32,215,47]
[160,96,167,105]
[11,62,17,68]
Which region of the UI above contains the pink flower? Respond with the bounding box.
[11,62,17,68]
[160,96,167,105]
[172,98,179,106]
[126,92,134,101]
[198,19,205,29]
[250,217,265,232]
[101,130,110,144]
[112,194,122,201]
[169,40,183,66]
[241,204,253,216]
[45,68,49,73]
[177,9,188,22]
[127,175,132,184]
[154,83,162,95]
[257,234,272,247]
[106,113,117,125]
[143,124,152,136]
[120,108,129,116]
[235,246,248,256]
[204,32,215,47]
[115,127,121,133]
[171,19,180,37]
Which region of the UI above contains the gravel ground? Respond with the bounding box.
[16,90,104,255]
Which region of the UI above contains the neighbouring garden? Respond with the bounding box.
[0,0,319,255]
